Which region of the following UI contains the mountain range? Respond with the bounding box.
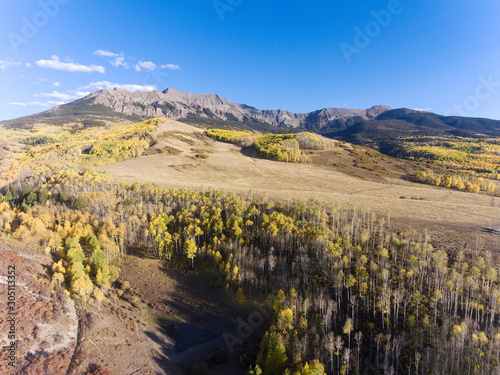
[82,87,392,129]
[1,88,389,131]
[2,88,500,144]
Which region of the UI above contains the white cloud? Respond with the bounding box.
[79,81,157,92]
[93,49,120,57]
[35,55,105,74]
[27,90,90,108]
[72,90,91,97]
[93,50,131,69]
[134,60,156,72]
[10,87,90,109]
[25,63,32,68]
[35,91,78,101]
[53,82,60,87]
[161,64,180,71]
[10,101,51,107]
[33,78,48,85]
[0,60,22,69]
[111,57,129,69]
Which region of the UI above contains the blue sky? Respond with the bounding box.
[1,0,500,121]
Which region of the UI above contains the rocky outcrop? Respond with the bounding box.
[76,87,392,130]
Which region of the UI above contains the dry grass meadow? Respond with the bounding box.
[100,119,500,255]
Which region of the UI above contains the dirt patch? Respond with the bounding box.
[311,145,416,181]
[0,243,78,375]
[67,251,268,374]
[0,137,22,156]
[71,299,156,375]
[113,252,268,375]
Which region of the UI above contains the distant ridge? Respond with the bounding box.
[78,87,391,130]
[325,107,500,151]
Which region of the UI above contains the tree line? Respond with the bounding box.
[416,171,496,193]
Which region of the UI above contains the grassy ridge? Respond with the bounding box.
[0,118,161,184]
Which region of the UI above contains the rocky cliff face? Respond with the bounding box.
[81,87,391,129]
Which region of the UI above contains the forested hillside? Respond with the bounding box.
[0,117,499,374]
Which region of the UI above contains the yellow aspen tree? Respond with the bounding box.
[183,238,197,268]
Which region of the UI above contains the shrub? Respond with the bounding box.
[58,190,70,203]
[71,196,90,210]
[206,348,229,365]
[190,362,207,375]
[123,198,134,206]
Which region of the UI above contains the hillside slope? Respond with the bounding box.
[0,116,499,375]
[3,89,500,151]
[100,119,499,253]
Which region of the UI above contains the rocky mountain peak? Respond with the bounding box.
[81,88,392,130]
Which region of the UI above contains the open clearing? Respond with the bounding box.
[72,252,266,375]
[114,253,265,375]
[101,119,500,253]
